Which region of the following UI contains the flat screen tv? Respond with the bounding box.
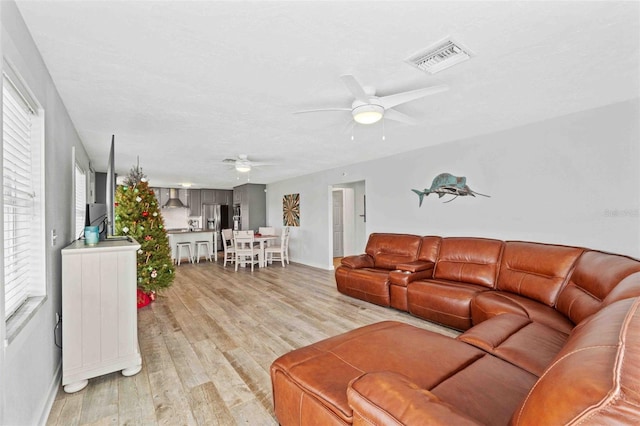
[106,135,116,237]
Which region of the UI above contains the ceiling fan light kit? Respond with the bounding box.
[235,162,251,173]
[352,104,384,124]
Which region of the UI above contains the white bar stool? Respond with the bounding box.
[195,240,212,263]
[176,242,194,265]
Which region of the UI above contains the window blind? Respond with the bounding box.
[74,164,86,239]
[3,79,35,319]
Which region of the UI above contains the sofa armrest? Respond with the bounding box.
[347,372,481,426]
[341,254,374,269]
[389,268,435,287]
[396,260,435,273]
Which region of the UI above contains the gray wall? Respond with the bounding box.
[267,99,640,269]
[0,1,91,424]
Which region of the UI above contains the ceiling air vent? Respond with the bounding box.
[405,37,473,74]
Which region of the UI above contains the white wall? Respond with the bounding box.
[267,99,640,270]
[1,1,91,424]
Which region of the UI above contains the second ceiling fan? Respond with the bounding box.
[295,74,449,125]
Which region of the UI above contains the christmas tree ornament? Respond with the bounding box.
[136,196,142,202]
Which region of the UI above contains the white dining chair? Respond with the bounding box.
[258,227,275,236]
[221,228,236,267]
[259,226,276,248]
[265,227,290,267]
[233,230,260,271]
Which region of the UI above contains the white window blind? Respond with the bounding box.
[74,164,86,239]
[3,77,35,319]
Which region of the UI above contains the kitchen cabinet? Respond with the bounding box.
[234,183,266,231]
[201,189,215,204]
[189,189,201,216]
[61,238,142,393]
[233,187,242,204]
[216,190,232,205]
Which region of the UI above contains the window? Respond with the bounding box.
[3,67,45,323]
[74,162,86,239]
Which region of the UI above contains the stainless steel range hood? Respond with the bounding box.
[163,188,185,208]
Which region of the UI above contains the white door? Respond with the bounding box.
[332,191,344,257]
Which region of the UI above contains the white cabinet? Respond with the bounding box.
[61,238,142,393]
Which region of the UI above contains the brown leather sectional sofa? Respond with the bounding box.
[271,234,640,425]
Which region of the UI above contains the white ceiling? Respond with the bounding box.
[16,1,640,189]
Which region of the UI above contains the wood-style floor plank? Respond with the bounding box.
[47,260,458,425]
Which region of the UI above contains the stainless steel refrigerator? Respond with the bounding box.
[202,204,228,250]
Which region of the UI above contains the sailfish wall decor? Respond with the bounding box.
[412,173,490,206]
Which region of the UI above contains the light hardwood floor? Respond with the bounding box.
[47,260,458,426]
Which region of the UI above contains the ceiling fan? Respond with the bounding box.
[295,74,449,125]
[222,154,272,173]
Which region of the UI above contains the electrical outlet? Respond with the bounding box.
[51,229,57,247]
[56,312,60,323]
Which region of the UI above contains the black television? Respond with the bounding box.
[105,135,116,237]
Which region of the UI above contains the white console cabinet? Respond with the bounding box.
[61,238,142,393]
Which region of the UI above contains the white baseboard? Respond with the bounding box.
[37,360,61,426]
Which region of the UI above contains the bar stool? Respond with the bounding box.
[195,240,212,263]
[176,242,194,265]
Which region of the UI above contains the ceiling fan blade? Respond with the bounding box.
[340,74,371,103]
[384,109,418,125]
[222,158,237,163]
[294,107,351,114]
[379,85,449,109]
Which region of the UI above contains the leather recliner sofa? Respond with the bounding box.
[271,234,640,425]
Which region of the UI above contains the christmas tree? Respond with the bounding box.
[115,164,174,297]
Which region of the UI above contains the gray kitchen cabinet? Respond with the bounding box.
[189,189,201,216]
[178,189,189,207]
[233,187,242,204]
[234,183,266,231]
[216,190,232,205]
[201,189,215,204]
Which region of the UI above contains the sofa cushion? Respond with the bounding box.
[408,279,491,330]
[364,233,422,270]
[458,314,568,377]
[271,321,486,425]
[510,297,640,425]
[471,290,574,334]
[348,371,481,426]
[430,354,538,426]
[497,241,583,306]
[434,237,504,288]
[417,236,442,262]
[335,267,391,307]
[556,250,640,324]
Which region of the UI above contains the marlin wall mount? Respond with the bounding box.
[412,173,490,206]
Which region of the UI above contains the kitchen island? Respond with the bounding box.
[167,230,217,262]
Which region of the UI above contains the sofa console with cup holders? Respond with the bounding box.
[270,234,640,425]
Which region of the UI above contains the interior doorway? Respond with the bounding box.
[331,181,366,268]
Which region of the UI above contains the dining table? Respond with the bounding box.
[252,234,278,267]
